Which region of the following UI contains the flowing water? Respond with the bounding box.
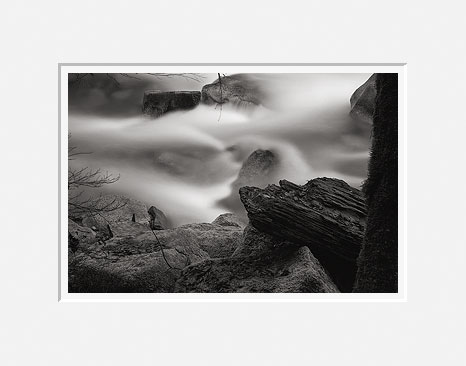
[69,73,372,226]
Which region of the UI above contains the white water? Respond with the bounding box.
[69,73,372,226]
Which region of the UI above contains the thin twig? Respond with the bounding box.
[149,228,184,270]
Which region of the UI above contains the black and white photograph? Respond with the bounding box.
[64,69,400,295]
[3,1,466,365]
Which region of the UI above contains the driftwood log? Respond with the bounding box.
[239,178,367,291]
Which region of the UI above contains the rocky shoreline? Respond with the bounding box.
[69,177,360,293]
[68,73,398,293]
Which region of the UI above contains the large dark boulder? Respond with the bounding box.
[142,90,201,117]
[239,178,367,291]
[174,246,339,293]
[350,74,377,124]
[201,74,264,107]
[353,74,398,293]
[173,219,339,293]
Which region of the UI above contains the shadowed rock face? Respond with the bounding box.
[142,91,201,117]
[353,73,398,293]
[174,246,339,293]
[201,74,264,107]
[350,74,377,124]
[239,178,367,291]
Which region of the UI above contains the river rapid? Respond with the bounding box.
[69,73,372,226]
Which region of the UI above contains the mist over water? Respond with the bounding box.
[69,73,372,226]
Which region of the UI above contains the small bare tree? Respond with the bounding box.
[68,135,125,223]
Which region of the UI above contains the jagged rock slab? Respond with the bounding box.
[239,178,367,292]
[142,90,201,117]
[350,74,377,124]
[240,178,366,260]
[174,246,339,293]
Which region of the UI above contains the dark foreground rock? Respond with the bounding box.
[350,74,377,124]
[142,90,201,117]
[68,214,243,293]
[201,74,264,107]
[239,178,367,291]
[353,73,398,293]
[174,246,339,293]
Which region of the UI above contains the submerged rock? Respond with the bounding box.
[218,149,279,221]
[239,178,367,291]
[142,90,201,117]
[350,74,377,124]
[174,246,339,293]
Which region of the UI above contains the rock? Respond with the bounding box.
[350,74,377,124]
[68,232,79,253]
[218,149,279,221]
[232,224,288,257]
[174,246,339,293]
[239,178,367,292]
[68,219,97,244]
[211,213,246,229]
[234,149,277,186]
[69,249,189,293]
[201,74,264,107]
[353,74,398,293]
[69,220,243,292]
[180,222,243,258]
[148,206,168,230]
[142,90,201,118]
